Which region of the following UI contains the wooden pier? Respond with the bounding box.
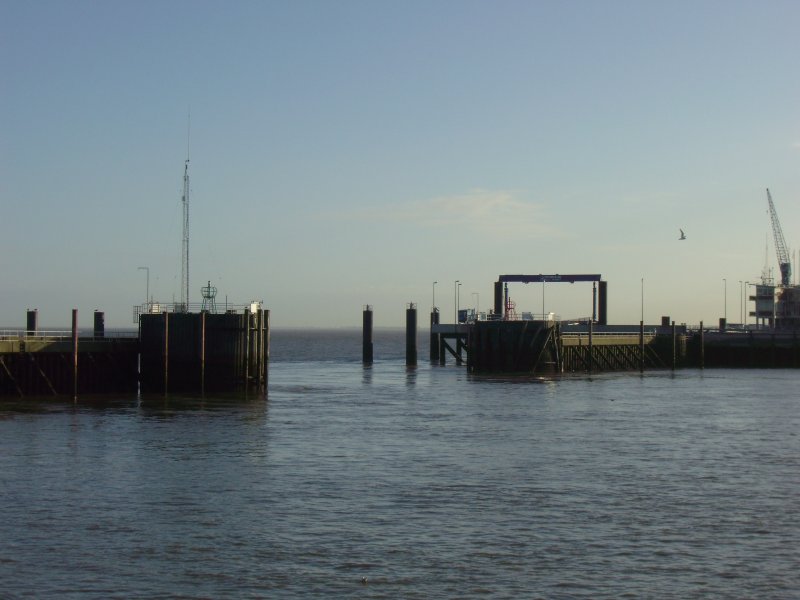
[429,317,798,375]
[461,320,684,374]
[1,310,139,397]
[1,305,270,398]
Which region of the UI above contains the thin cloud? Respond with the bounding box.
[351,189,561,239]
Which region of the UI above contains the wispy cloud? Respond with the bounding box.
[345,189,560,240]
[792,141,800,150]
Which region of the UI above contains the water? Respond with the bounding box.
[1,329,798,598]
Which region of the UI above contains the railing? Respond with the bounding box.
[132,301,263,323]
[0,330,138,342]
[561,330,658,338]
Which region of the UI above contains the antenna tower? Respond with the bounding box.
[180,158,190,311]
[180,117,190,311]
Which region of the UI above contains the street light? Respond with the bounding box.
[138,266,150,308]
[745,281,750,329]
[723,278,727,322]
[457,282,462,323]
[641,277,644,323]
[432,281,437,312]
[454,280,460,323]
[739,280,743,325]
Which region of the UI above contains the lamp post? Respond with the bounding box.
[744,281,749,329]
[457,282,462,323]
[432,281,437,312]
[138,266,150,309]
[454,280,460,324]
[641,277,644,323]
[723,278,727,322]
[739,280,743,325]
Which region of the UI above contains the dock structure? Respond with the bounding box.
[139,305,269,395]
[1,302,270,398]
[434,314,800,374]
[429,272,800,373]
[1,310,139,397]
[461,320,685,375]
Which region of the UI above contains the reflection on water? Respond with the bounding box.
[0,330,798,599]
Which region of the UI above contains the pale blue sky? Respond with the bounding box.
[2,1,799,328]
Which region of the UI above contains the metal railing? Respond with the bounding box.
[132,301,263,323]
[0,329,138,342]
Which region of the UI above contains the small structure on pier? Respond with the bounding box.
[138,303,269,395]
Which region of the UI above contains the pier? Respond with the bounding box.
[1,303,270,398]
[430,317,800,375]
[1,310,138,397]
[421,272,800,374]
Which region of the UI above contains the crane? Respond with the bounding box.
[766,188,791,286]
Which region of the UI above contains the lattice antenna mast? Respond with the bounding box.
[180,118,190,311]
[766,188,791,286]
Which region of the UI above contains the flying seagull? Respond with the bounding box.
[679,228,686,240]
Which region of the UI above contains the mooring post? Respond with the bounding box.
[93,310,105,339]
[72,309,78,398]
[639,320,644,372]
[362,305,373,365]
[164,312,169,395]
[26,309,38,337]
[699,321,704,369]
[201,311,206,394]
[406,303,417,366]
[262,309,270,388]
[598,281,608,326]
[244,308,251,390]
[588,319,593,373]
[254,308,262,392]
[671,320,677,370]
[430,308,440,362]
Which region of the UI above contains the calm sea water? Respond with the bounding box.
[1,329,798,599]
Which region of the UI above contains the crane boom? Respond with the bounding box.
[766,188,791,286]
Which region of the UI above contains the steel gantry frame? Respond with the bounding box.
[493,274,607,324]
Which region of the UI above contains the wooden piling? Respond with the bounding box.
[26,309,38,336]
[671,320,676,370]
[71,309,78,398]
[254,309,261,391]
[244,309,251,388]
[163,312,169,394]
[406,303,417,366]
[201,311,206,394]
[429,309,440,362]
[699,321,704,369]
[362,305,373,365]
[588,319,593,373]
[639,320,644,372]
[262,309,270,390]
[93,310,105,338]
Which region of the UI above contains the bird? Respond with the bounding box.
[679,228,686,240]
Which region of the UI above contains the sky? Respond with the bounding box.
[2,0,799,328]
